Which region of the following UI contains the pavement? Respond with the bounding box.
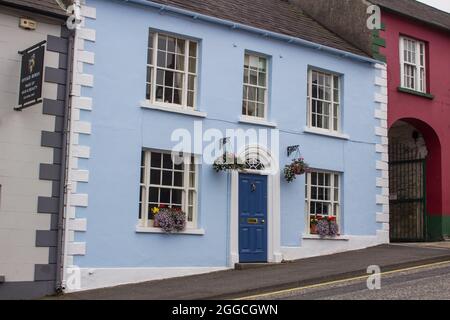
[55,243,450,300]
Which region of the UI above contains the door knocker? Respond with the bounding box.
[251,183,257,192]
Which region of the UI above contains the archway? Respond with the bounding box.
[388,119,442,242]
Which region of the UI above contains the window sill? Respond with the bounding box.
[302,234,350,241]
[303,127,350,140]
[136,226,206,235]
[397,87,434,100]
[140,101,207,118]
[239,116,277,128]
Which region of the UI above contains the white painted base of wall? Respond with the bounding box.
[68,235,388,292]
[281,235,388,261]
[67,266,230,292]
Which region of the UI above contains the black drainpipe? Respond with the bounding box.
[55,27,75,293]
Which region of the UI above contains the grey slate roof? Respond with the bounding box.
[0,0,69,17]
[370,0,450,32]
[149,0,368,56]
[0,0,369,56]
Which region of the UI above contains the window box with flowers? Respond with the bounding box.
[310,216,339,237]
[136,150,205,235]
[305,171,344,239]
[152,206,186,233]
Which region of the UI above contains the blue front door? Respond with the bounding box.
[239,174,268,263]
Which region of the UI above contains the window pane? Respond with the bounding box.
[247,102,256,116]
[188,75,195,91]
[242,100,247,116]
[162,170,172,186]
[156,69,164,85]
[166,53,175,69]
[167,36,176,53]
[148,32,154,48]
[149,187,158,202]
[163,154,173,169]
[333,76,339,90]
[173,89,182,105]
[248,86,257,102]
[175,53,185,70]
[257,88,265,103]
[160,188,170,204]
[189,41,197,57]
[146,84,151,100]
[176,38,185,54]
[147,49,153,65]
[174,172,183,187]
[150,169,161,185]
[311,172,317,185]
[165,71,174,87]
[249,69,258,85]
[158,35,167,50]
[189,57,196,73]
[175,55,184,71]
[189,172,195,188]
[172,189,182,205]
[243,68,249,84]
[156,86,164,101]
[256,103,264,118]
[258,72,266,87]
[187,91,194,108]
[157,50,166,67]
[151,152,162,168]
[164,87,173,103]
[189,190,195,206]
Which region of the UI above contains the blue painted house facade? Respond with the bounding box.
[63,0,390,291]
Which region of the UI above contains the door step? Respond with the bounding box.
[234,263,278,270]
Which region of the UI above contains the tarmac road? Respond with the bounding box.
[248,261,450,300]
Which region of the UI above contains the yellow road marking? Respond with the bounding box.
[235,260,450,300]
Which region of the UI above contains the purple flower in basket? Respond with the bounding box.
[172,210,186,232]
[155,209,174,233]
[329,221,339,236]
[316,219,330,237]
[154,208,187,233]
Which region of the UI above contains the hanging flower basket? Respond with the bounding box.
[213,152,246,172]
[154,207,187,233]
[284,157,309,182]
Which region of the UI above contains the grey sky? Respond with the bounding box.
[418,0,450,13]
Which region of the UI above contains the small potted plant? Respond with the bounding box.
[151,206,161,227]
[310,216,319,234]
[284,157,308,182]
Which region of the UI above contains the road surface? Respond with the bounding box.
[246,261,450,300]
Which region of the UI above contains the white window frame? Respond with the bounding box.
[146,32,198,109]
[307,69,341,133]
[305,170,341,235]
[139,150,198,229]
[400,36,426,93]
[242,53,269,120]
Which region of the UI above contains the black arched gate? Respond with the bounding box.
[389,144,427,242]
